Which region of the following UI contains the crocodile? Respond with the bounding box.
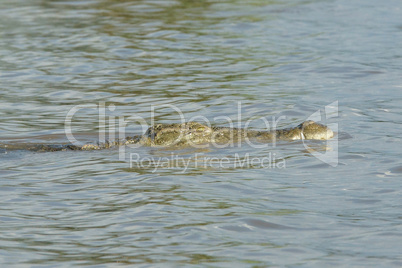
[2,120,333,152]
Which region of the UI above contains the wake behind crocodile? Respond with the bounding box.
[1,121,333,152]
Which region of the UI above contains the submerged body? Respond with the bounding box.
[2,121,334,152]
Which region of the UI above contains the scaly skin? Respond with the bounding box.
[2,121,334,152]
[124,120,333,147]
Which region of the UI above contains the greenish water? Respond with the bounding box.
[1,0,402,267]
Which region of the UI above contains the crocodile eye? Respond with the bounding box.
[197,127,205,131]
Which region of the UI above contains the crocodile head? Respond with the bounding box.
[298,120,334,140]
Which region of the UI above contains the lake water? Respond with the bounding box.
[1,0,402,267]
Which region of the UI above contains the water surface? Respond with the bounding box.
[1,0,402,266]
